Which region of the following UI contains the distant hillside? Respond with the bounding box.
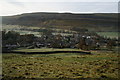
[2,12,118,31]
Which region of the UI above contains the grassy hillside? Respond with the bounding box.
[2,13,118,32]
[2,50,118,79]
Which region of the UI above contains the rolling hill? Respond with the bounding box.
[2,12,118,31]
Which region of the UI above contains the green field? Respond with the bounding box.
[2,25,119,39]
[2,25,42,37]
[14,48,83,52]
[97,32,119,39]
[2,49,119,79]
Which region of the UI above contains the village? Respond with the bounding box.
[2,28,118,52]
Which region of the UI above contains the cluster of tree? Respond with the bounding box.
[2,31,36,48]
[2,31,20,45]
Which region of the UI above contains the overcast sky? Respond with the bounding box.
[0,0,119,16]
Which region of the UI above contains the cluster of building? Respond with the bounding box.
[2,30,118,51]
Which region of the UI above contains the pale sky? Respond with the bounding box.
[0,0,119,16]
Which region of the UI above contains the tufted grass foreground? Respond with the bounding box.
[2,49,119,79]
